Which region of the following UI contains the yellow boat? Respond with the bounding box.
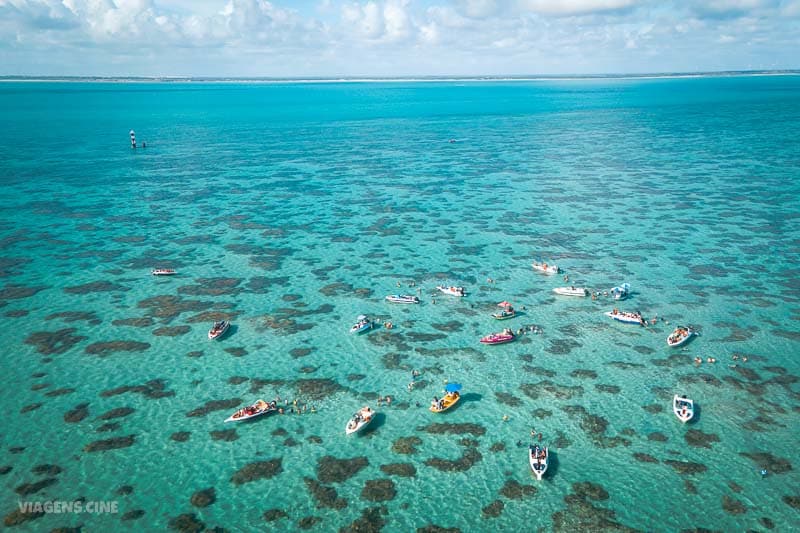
[430,392,460,413]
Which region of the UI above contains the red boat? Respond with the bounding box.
[480,329,515,345]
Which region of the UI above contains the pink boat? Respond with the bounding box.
[480,329,515,345]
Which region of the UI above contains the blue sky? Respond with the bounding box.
[1,0,798,76]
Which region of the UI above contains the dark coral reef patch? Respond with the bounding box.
[230,459,283,485]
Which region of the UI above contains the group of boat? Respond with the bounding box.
[207,261,697,469]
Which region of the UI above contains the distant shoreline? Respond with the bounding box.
[1,70,798,84]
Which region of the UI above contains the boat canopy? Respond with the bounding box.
[497,301,512,307]
[356,314,367,321]
[445,383,462,393]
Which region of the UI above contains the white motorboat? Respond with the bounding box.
[604,309,644,325]
[224,399,276,422]
[667,326,694,347]
[529,444,549,480]
[436,285,465,297]
[553,286,588,297]
[385,294,419,304]
[673,395,694,423]
[208,320,230,340]
[609,283,630,300]
[532,261,559,274]
[350,315,373,334]
[345,406,375,434]
[152,268,177,276]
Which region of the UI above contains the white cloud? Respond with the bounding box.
[517,0,638,16]
[0,0,797,76]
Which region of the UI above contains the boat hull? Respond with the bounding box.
[491,312,516,320]
[345,408,375,434]
[480,335,515,344]
[553,287,587,297]
[430,394,460,413]
[529,446,549,480]
[208,322,230,340]
[667,328,694,347]
[673,395,694,423]
[604,312,643,325]
[532,263,559,274]
[385,295,419,304]
[152,269,177,276]
[350,322,372,334]
[224,401,275,422]
[436,286,465,297]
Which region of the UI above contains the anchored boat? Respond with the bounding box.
[480,329,516,344]
[430,383,462,413]
[350,315,373,334]
[673,395,694,423]
[609,283,631,300]
[529,444,549,480]
[224,399,276,422]
[385,294,419,304]
[345,406,375,434]
[152,268,177,276]
[667,326,695,347]
[436,285,465,297]
[553,286,588,297]
[604,309,644,325]
[208,320,230,340]
[532,261,559,274]
[492,301,516,320]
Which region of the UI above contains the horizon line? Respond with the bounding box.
[1,69,799,84]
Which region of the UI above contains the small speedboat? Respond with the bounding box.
[152,268,177,276]
[345,406,375,434]
[532,261,559,274]
[208,320,230,340]
[667,326,694,347]
[350,315,373,334]
[491,302,516,320]
[385,294,419,304]
[436,285,465,297]
[604,309,644,325]
[529,444,549,480]
[673,395,694,423]
[553,287,588,297]
[480,329,515,344]
[224,399,276,422]
[430,391,460,413]
[609,283,631,300]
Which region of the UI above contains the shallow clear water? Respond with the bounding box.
[1,77,799,531]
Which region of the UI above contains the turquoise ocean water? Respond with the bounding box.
[1,77,799,531]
